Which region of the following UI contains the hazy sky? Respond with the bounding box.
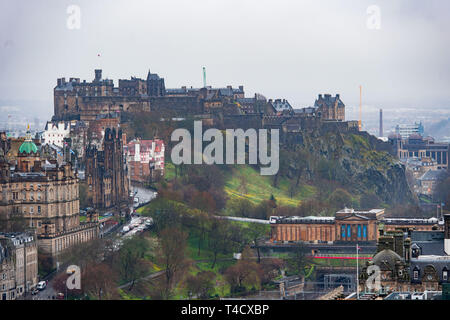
[1,0,450,119]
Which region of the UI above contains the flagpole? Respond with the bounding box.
[356,243,359,300]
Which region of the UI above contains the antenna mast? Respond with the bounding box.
[203,67,206,88]
[359,85,362,131]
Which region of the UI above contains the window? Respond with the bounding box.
[38,206,41,214]
[443,269,448,281]
[414,269,419,280]
[341,225,346,238]
[357,225,362,238]
[347,225,351,239]
[363,225,367,239]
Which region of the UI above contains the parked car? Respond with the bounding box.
[31,288,39,295]
[37,281,47,291]
[56,292,65,300]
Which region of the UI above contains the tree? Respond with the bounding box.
[247,223,268,263]
[52,272,82,299]
[192,210,212,256]
[207,220,236,269]
[258,258,284,284]
[287,243,311,277]
[224,246,261,293]
[117,236,149,291]
[360,193,382,210]
[82,262,119,300]
[59,238,107,270]
[328,188,353,210]
[230,198,253,218]
[157,227,190,299]
[185,271,215,299]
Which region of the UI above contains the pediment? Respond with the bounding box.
[337,214,370,221]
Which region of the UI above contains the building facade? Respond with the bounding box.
[270,208,384,243]
[360,215,450,294]
[270,208,445,244]
[0,130,99,258]
[0,232,38,300]
[395,122,424,140]
[42,121,71,148]
[85,127,130,213]
[314,94,345,121]
[390,134,449,171]
[125,138,165,183]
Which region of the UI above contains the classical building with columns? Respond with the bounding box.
[0,129,99,259]
[270,208,443,244]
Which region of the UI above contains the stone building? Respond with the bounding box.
[125,138,165,184]
[389,134,449,171]
[270,208,384,243]
[314,94,345,121]
[0,130,99,258]
[269,208,444,244]
[85,127,130,214]
[359,214,450,294]
[0,232,38,300]
[53,69,151,121]
[146,70,166,97]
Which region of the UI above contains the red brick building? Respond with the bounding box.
[125,138,165,183]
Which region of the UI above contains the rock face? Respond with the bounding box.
[286,127,415,206]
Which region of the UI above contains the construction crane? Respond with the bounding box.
[359,85,362,131]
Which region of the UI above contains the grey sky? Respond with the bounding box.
[1,0,449,119]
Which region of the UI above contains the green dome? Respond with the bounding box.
[19,140,38,154]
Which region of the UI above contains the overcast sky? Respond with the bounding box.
[1,0,450,119]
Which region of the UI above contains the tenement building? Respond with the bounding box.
[0,233,38,300]
[125,138,165,183]
[0,130,99,258]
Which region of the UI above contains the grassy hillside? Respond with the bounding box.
[224,165,316,207]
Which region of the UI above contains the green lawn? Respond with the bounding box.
[164,162,176,181]
[224,165,316,206]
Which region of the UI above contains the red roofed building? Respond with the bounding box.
[125,138,165,183]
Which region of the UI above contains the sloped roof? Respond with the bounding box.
[419,170,447,181]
